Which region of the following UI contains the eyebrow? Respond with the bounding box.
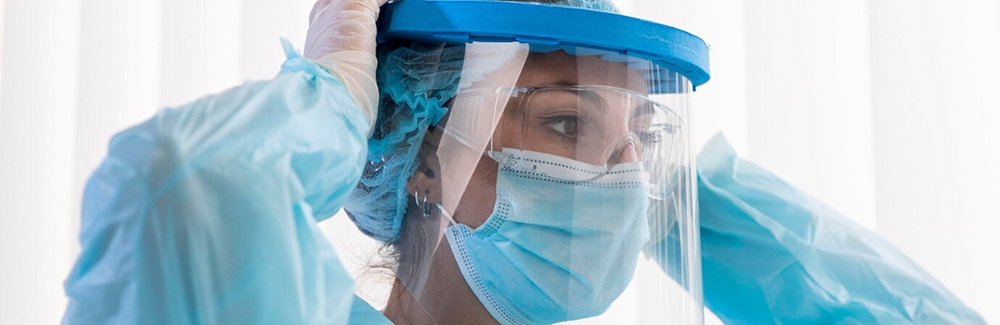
[537,79,606,111]
[544,87,608,114]
[632,101,656,118]
[577,89,608,114]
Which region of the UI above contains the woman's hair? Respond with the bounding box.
[363,142,468,310]
[364,137,442,289]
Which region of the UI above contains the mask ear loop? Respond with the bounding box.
[415,190,459,225]
[434,203,458,225]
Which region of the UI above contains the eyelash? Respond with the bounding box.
[637,130,663,145]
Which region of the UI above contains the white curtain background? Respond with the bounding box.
[1,0,997,324]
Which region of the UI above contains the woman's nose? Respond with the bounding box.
[609,139,639,166]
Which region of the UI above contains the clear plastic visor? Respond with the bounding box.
[375,42,702,325]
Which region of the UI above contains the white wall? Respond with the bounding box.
[0,1,80,324]
[870,0,1000,321]
[744,0,878,229]
[0,0,4,106]
[73,0,164,256]
[160,0,242,108]
[240,0,315,79]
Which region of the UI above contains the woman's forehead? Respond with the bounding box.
[518,51,648,93]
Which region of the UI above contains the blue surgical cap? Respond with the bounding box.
[343,0,620,242]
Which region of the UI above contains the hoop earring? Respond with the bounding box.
[414,190,432,218]
[421,191,432,218]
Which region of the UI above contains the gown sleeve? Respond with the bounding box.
[695,134,985,325]
[62,40,370,325]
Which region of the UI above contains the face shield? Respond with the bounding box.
[357,1,711,324]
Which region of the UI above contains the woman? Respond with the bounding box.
[62,0,985,324]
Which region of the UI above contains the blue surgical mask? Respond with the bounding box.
[445,149,651,325]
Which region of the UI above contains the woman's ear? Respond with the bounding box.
[406,128,443,205]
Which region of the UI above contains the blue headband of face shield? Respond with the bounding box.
[342,0,711,242]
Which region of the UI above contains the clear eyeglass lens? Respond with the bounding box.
[460,85,684,197]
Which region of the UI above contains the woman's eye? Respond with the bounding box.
[635,123,677,146]
[545,116,579,138]
[638,130,662,145]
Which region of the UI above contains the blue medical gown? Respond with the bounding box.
[61,41,387,324]
[695,134,985,324]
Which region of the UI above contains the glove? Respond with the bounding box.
[305,0,390,137]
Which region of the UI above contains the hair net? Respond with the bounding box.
[343,0,620,242]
